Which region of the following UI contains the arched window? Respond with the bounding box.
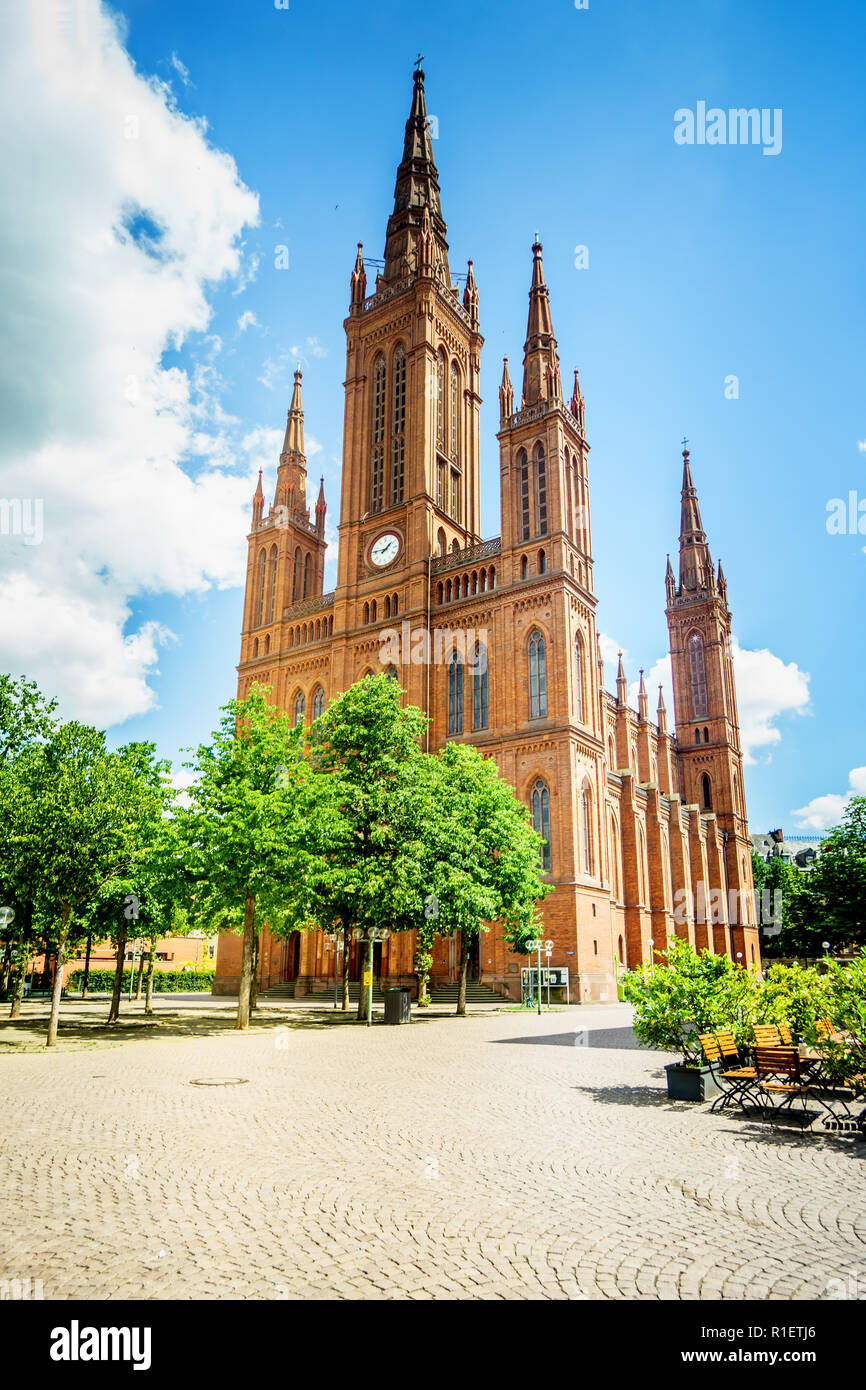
[436,583,443,605]
[531,780,551,872]
[384,595,391,619]
[608,735,615,767]
[688,631,708,720]
[489,566,496,589]
[581,786,593,874]
[518,449,530,540]
[574,635,585,723]
[694,728,701,745]
[303,552,311,599]
[451,538,460,552]
[363,601,369,624]
[267,546,278,623]
[293,690,305,727]
[384,664,398,683]
[264,635,270,655]
[702,774,712,810]
[371,599,377,623]
[703,727,709,743]
[617,934,624,964]
[255,549,267,626]
[312,686,325,721]
[252,638,258,658]
[292,546,302,603]
[637,825,647,902]
[538,549,546,574]
[535,442,548,535]
[370,353,386,513]
[448,649,463,735]
[436,349,446,448]
[391,344,406,505]
[437,527,446,556]
[450,361,459,457]
[521,555,528,580]
[473,641,488,731]
[392,593,399,617]
[528,630,547,719]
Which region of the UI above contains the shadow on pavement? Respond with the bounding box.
[492,1026,645,1050]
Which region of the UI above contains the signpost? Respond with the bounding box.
[331,933,344,1010]
[526,939,554,1013]
[352,926,390,1027]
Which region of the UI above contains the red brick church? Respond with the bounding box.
[214,66,761,1002]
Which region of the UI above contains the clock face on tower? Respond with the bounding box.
[369,532,401,568]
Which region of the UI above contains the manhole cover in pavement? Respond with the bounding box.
[189,1077,249,1087]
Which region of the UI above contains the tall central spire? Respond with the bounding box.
[382,65,449,284]
[521,240,561,407]
[677,445,714,593]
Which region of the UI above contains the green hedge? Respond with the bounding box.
[66,968,216,993]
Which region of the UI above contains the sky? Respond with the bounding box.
[0,0,863,831]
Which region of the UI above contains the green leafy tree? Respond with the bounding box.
[622,939,757,1066]
[294,675,430,1021]
[782,798,866,955]
[181,683,307,1030]
[423,742,551,1016]
[10,725,170,1045]
[0,675,58,1015]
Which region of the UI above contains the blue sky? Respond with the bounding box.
[1,0,864,832]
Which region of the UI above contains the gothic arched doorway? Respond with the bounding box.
[281,932,301,983]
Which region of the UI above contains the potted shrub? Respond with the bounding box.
[622,939,756,1101]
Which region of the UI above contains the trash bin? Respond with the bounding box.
[384,986,412,1024]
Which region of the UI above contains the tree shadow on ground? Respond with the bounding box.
[0,1002,490,1050]
[492,1026,646,1051]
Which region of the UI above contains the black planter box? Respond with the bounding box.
[664,1062,721,1102]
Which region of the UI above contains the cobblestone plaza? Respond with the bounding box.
[1,998,863,1301]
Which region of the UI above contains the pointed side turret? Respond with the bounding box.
[616,652,628,708]
[252,469,264,527]
[350,242,367,310]
[315,475,326,538]
[499,357,514,423]
[463,258,479,327]
[638,669,649,722]
[657,685,668,736]
[570,367,585,433]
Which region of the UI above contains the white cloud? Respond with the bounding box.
[169,52,192,88]
[792,767,866,832]
[604,634,810,764]
[289,337,328,361]
[0,1,262,727]
[733,641,810,763]
[858,440,866,453]
[237,310,259,333]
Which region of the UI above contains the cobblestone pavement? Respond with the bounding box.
[1,998,864,1300]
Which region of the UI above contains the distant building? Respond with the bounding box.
[750,829,821,870]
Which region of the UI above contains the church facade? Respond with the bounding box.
[214,66,761,1002]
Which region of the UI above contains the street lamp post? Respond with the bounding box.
[353,926,389,1027]
[527,938,544,1015]
[545,940,553,1008]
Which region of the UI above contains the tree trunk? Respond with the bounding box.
[357,936,372,1022]
[1,939,11,999]
[341,924,350,1012]
[236,893,256,1030]
[46,904,71,1047]
[107,924,128,1025]
[9,943,28,1019]
[135,949,146,1001]
[456,929,469,1017]
[144,945,156,1017]
[249,930,260,1013]
[81,930,92,999]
